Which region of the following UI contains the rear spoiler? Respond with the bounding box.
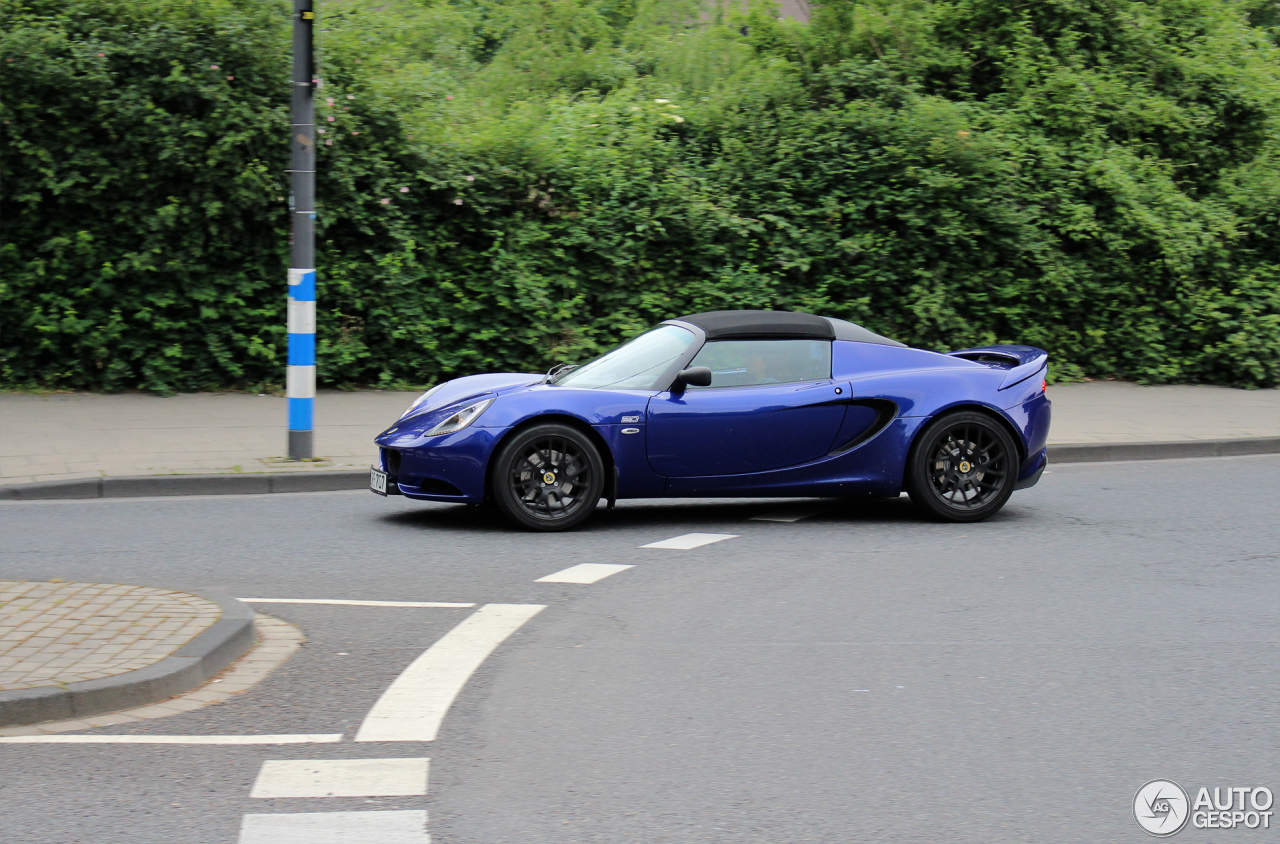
[948,345,1049,390]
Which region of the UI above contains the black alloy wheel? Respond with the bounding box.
[905,410,1019,522]
[491,422,605,531]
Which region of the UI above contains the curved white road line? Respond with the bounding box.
[355,603,545,743]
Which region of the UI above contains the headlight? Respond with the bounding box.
[400,383,446,419]
[425,397,494,436]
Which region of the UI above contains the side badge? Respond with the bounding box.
[621,415,640,423]
[622,428,640,435]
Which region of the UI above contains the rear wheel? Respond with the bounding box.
[492,423,605,531]
[905,411,1018,522]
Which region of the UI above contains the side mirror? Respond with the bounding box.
[673,366,713,390]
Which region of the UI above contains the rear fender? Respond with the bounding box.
[903,402,1029,478]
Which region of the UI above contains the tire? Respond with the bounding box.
[905,410,1019,523]
[491,423,605,531]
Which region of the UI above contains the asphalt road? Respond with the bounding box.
[1,455,1277,843]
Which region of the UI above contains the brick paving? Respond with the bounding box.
[0,614,301,737]
[0,582,221,691]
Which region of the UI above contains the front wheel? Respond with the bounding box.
[905,411,1018,523]
[491,423,605,531]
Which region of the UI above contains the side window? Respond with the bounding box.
[688,339,832,388]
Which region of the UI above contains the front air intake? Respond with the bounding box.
[417,478,463,496]
[381,448,402,476]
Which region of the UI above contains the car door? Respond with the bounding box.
[646,338,850,477]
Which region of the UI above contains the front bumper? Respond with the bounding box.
[375,426,499,504]
[369,464,402,496]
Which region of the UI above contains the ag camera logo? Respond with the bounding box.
[1134,780,1275,836]
[1134,780,1190,837]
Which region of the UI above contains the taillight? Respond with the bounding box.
[1041,379,1047,393]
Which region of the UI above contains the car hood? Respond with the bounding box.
[401,373,542,419]
[378,373,543,445]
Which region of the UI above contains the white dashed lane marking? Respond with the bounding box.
[750,503,835,522]
[0,734,343,745]
[250,758,429,799]
[642,533,739,550]
[239,810,429,843]
[535,564,634,584]
[355,603,545,743]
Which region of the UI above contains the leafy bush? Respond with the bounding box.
[3,0,1278,391]
[1,0,291,391]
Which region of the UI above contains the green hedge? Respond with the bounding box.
[3,0,1279,391]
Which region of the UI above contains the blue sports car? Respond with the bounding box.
[371,310,1051,530]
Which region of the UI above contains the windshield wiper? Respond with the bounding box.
[543,363,578,385]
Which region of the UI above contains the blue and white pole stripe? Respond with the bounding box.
[287,268,316,457]
[288,0,316,460]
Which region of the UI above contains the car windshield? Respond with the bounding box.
[553,324,696,390]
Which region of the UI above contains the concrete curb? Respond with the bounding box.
[1047,436,1280,464]
[0,470,370,501]
[1,437,1277,501]
[0,591,256,728]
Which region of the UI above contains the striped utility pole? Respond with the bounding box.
[287,0,316,460]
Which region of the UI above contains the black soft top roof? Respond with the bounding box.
[672,310,905,347]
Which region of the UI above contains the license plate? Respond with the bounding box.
[370,467,388,496]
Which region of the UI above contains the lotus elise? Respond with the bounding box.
[371,310,1051,530]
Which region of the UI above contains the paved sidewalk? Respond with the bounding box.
[0,581,255,727]
[1,390,416,486]
[0,582,221,690]
[1045,381,1278,442]
[1,383,1277,486]
[0,614,302,737]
